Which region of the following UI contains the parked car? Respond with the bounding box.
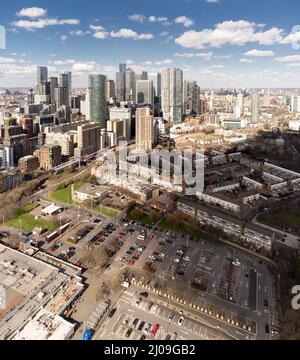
[108,308,117,318]
[138,321,145,331]
[132,318,139,328]
[168,313,174,322]
[178,316,184,326]
[143,323,152,334]
[150,324,159,337]
[125,328,133,338]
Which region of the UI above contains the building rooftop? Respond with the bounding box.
[0,244,83,340]
[12,310,75,340]
[41,204,61,216]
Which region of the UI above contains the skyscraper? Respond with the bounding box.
[59,72,72,106]
[106,80,116,101]
[161,68,183,123]
[251,94,259,124]
[136,80,154,105]
[37,66,48,85]
[54,87,68,108]
[89,74,107,128]
[116,63,126,103]
[125,68,136,102]
[156,73,161,98]
[49,77,58,104]
[184,81,200,115]
[136,107,154,153]
[291,95,300,113]
[234,93,244,117]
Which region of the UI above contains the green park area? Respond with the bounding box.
[258,210,300,231]
[7,204,58,233]
[48,181,84,204]
[158,217,210,240]
[126,206,210,240]
[92,206,120,218]
[49,181,119,218]
[126,208,155,225]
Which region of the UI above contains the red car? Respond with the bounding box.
[150,324,159,337]
[128,259,135,266]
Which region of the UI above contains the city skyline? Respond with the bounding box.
[1,1,300,88]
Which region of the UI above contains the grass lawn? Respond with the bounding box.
[158,217,210,240]
[48,181,85,204]
[258,211,300,229]
[93,206,120,218]
[8,204,58,232]
[49,181,120,218]
[126,210,154,225]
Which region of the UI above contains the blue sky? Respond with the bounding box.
[1,0,300,87]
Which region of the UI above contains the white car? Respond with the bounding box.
[174,257,180,263]
[150,304,158,314]
[183,256,190,262]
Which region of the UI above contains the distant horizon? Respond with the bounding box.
[1,1,300,87]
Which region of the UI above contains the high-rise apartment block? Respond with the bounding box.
[136,107,154,152]
[88,75,107,128]
[161,68,183,123]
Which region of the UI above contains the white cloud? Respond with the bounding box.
[72,62,96,72]
[49,59,76,65]
[175,20,283,49]
[149,16,168,23]
[93,31,109,39]
[155,59,173,65]
[89,25,105,31]
[160,31,169,37]
[142,59,173,66]
[251,28,283,45]
[110,28,154,40]
[244,49,274,57]
[280,31,300,45]
[206,0,219,2]
[174,52,213,60]
[16,7,47,18]
[0,57,16,64]
[128,14,145,23]
[275,55,300,62]
[285,63,300,67]
[12,18,80,30]
[174,16,194,27]
[210,64,224,68]
[240,58,255,63]
[70,30,87,36]
[214,54,232,59]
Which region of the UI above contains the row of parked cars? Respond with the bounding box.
[125,318,160,339]
[70,225,94,243]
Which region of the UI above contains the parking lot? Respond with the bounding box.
[94,290,230,340]
[8,203,278,341]
[113,224,277,340]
